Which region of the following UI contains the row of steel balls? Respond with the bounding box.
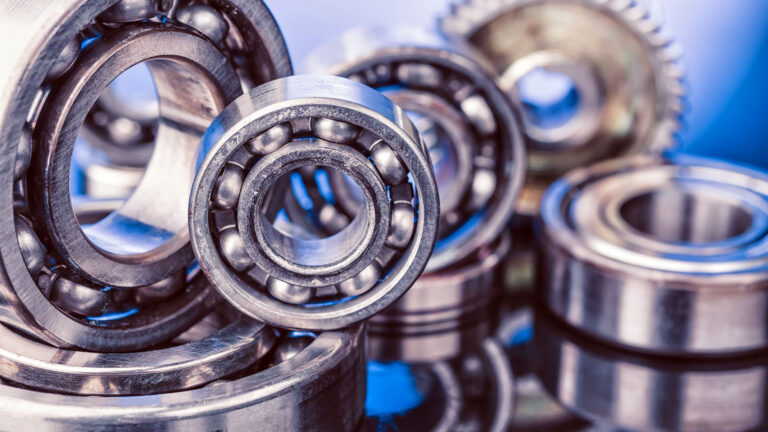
[0,0,766,430]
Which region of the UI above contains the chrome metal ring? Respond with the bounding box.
[539,153,768,355]
[369,233,509,363]
[442,0,686,215]
[0,316,275,396]
[534,307,768,432]
[190,75,439,330]
[0,0,291,351]
[0,325,365,431]
[302,27,526,271]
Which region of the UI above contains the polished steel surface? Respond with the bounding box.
[442,0,686,215]
[190,74,440,330]
[303,26,526,271]
[539,153,768,355]
[534,307,768,432]
[369,233,509,363]
[0,316,275,395]
[0,325,365,431]
[0,0,291,351]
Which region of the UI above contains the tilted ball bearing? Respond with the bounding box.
[190,75,440,330]
[0,0,291,351]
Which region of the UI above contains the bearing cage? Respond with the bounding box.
[191,75,440,330]
[0,0,292,351]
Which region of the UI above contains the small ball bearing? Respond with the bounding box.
[0,0,291,351]
[539,153,768,355]
[190,75,440,330]
[302,27,526,271]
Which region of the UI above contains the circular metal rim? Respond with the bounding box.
[0,325,365,430]
[0,318,275,396]
[534,307,768,432]
[237,141,390,285]
[442,0,687,216]
[190,74,439,330]
[0,0,292,351]
[301,26,527,272]
[29,22,242,288]
[538,153,768,355]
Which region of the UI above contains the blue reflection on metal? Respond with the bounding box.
[291,172,314,211]
[518,68,580,129]
[80,35,101,50]
[314,169,335,205]
[88,308,140,322]
[365,361,424,416]
[509,325,533,347]
[288,330,317,338]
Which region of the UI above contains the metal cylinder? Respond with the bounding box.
[534,307,768,432]
[302,27,526,271]
[0,0,291,351]
[538,153,768,355]
[0,325,365,431]
[442,0,685,216]
[189,74,440,330]
[368,232,509,363]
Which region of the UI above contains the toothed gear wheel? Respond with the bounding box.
[442,0,686,216]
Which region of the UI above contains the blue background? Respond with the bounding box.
[266,0,768,169]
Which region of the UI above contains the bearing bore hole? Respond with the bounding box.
[263,166,368,268]
[517,67,580,132]
[619,188,754,244]
[73,63,157,203]
[408,111,459,200]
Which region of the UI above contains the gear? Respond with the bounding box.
[442,0,686,215]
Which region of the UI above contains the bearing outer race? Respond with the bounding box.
[190,75,439,330]
[0,325,365,431]
[538,153,768,355]
[302,27,526,271]
[0,0,292,350]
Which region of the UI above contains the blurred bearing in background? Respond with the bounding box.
[539,153,768,355]
[303,27,526,271]
[443,0,686,215]
[368,233,509,363]
[0,325,365,431]
[0,0,291,351]
[190,75,439,330]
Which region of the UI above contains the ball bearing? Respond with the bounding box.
[0,314,275,396]
[369,233,510,363]
[190,74,439,330]
[443,0,686,215]
[0,0,291,351]
[302,27,526,271]
[539,153,768,355]
[0,325,365,431]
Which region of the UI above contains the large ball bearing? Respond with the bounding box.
[0,0,291,351]
[539,153,768,355]
[190,75,440,330]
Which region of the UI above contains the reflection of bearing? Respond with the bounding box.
[539,153,768,355]
[0,325,365,431]
[366,338,513,432]
[534,308,768,432]
[0,316,275,396]
[368,233,509,362]
[302,27,526,271]
[443,0,685,215]
[190,75,439,330]
[0,0,291,351]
